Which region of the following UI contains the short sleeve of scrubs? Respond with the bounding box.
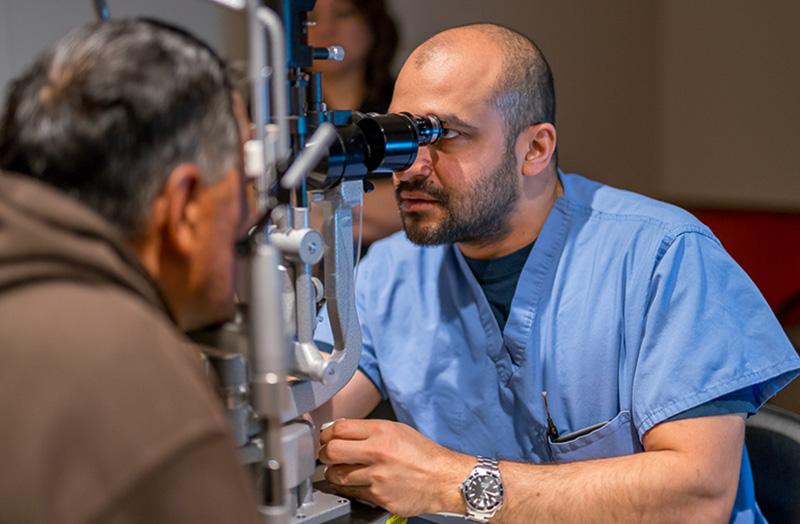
[633,229,799,435]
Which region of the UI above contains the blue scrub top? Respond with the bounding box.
[317,172,800,523]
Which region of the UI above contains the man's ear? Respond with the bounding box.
[161,163,203,257]
[519,123,557,177]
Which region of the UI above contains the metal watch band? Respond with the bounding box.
[478,456,497,471]
[460,455,504,522]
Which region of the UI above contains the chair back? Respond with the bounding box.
[746,404,800,523]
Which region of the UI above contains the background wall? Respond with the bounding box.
[1,0,798,210]
[383,0,800,210]
[0,0,234,95]
[658,1,800,210]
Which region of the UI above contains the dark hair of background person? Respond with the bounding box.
[0,18,240,238]
[349,0,399,112]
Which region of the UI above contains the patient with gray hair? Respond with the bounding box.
[0,18,261,523]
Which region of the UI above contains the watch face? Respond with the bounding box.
[465,474,504,511]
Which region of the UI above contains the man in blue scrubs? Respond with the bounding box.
[315,23,800,523]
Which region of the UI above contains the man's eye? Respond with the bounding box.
[441,128,461,139]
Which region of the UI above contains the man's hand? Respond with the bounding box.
[319,414,745,524]
[318,419,472,517]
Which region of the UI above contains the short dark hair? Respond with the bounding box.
[416,24,557,164]
[0,18,240,237]
[477,25,556,145]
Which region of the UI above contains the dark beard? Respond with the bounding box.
[395,151,520,246]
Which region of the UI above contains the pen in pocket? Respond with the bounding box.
[541,391,560,440]
[542,391,611,443]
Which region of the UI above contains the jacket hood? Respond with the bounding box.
[0,171,174,320]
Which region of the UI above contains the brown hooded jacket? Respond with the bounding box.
[0,171,260,523]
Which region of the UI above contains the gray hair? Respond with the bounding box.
[0,18,240,237]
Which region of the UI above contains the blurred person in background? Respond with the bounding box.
[307,0,403,250]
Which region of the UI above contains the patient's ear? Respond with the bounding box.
[519,123,557,177]
[161,163,203,257]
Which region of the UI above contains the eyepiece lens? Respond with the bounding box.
[415,114,443,145]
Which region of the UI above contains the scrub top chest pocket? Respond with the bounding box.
[546,410,643,463]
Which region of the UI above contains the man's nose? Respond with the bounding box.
[395,145,433,182]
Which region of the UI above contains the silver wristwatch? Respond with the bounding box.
[459,456,504,522]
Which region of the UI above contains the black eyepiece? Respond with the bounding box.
[306,111,444,189]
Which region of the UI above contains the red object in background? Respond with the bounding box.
[688,208,800,316]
